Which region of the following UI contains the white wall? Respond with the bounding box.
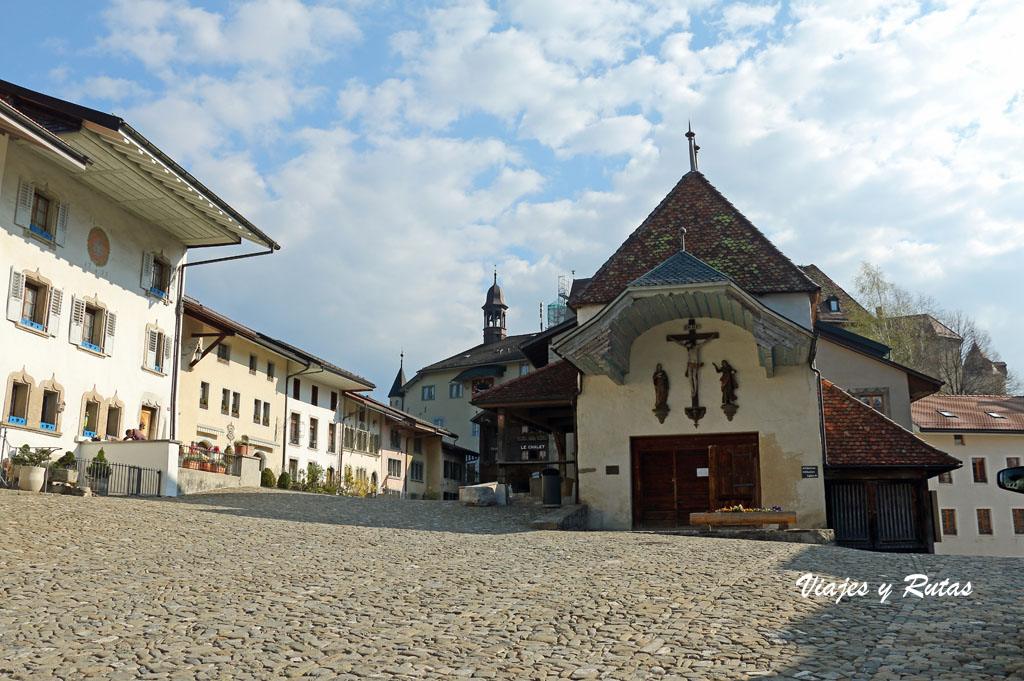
[815,339,913,429]
[923,431,1024,557]
[2,140,183,456]
[282,367,345,481]
[78,440,179,497]
[756,293,813,329]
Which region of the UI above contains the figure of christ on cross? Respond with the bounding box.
[666,319,719,427]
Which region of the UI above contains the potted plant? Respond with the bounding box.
[86,449,111,495]
[213,461,227,474]
[11,445,51,492]
[182,455,203,470]
[49,451,79,484]
[233,440,250,457]
[199,397,209,409]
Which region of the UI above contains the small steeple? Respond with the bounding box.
[388,350,407,401]
[686,121,699,172]
[482,272,508,345]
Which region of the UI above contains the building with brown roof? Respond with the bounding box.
[475,131,960,551]
[393,277,538,458]
[914,394,1024,556]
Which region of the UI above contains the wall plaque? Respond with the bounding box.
[801,466,819,478]
[696,467,709,477]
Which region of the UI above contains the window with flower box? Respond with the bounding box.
[231,392,240,418]
[221,389,230,415]
[8,268,63,337]
[14,179,69,247]
[142,325,169,373]
[140,252,175,301]
[200,382,209,409]
[262,402,270,427]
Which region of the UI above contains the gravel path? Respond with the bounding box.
[1,488,1021,680]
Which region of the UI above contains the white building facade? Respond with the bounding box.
[1,80,277,461]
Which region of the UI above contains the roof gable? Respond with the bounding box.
[823,380,960,469]
[415,333,536,375]
[799,264,869,323]
[630,250,730,287]
[572,171,817,307]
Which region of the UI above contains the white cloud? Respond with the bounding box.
[66,0,1024,391]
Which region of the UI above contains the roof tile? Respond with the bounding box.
[572,172,817,307]
[823,380,960,468]
[471,359,579,406]
[912,394,1024,432]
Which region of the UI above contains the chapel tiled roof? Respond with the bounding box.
[471,359,579,406]
[799,264,869,323]
[415,333,536,374]
[822,380,960,469]
[630,250,730,287]
[912,394,1024,432]
[571,171,817,307]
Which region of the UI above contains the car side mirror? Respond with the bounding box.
[996,466,1024,494]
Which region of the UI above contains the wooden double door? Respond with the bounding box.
[631,433,760,529]
[826,479,929,552]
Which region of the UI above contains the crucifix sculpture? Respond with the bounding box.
[666,319,719,427]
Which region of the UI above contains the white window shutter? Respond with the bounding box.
[162,331,172,367]
[14,180,33,228]
[7,268,25,322]
[166,264,178,303]
[141,252,154,291]
[54,202,69,247]
[145,328,159,369]
[47,288,63,337]
[69,296,85,344]
[103,311,116,355]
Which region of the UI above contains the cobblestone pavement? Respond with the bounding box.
[1,489,1021,681]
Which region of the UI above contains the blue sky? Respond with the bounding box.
[4,0,1023,395]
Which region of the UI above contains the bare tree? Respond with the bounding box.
[847,263,1015,395]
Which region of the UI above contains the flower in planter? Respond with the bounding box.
[716,504,784,513]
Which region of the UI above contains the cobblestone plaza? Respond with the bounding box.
[2,489,1021,680]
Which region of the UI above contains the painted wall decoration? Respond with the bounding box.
[87,227,110,267]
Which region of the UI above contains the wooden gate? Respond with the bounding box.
[631,433,759,529]
[826,480,925,552]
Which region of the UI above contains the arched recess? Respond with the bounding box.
[79,387,106,439]
[555,286,813,384]
[37,375,66,434]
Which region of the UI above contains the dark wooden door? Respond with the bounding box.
[632,434,758,529]
[827,480,926,552]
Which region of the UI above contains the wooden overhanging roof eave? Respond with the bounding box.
[554,280,813,384]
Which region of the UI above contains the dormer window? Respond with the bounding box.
[826,297,841,313]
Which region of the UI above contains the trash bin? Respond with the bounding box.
[541,467,562,507]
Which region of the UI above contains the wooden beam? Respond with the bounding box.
[190,331,228,368]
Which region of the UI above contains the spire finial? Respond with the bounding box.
[494,269,498,285]
[686,120,699,172]
[399,348,404,369]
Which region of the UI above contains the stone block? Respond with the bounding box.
[459,484,496,506]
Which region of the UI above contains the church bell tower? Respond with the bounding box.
[482,272,507,345]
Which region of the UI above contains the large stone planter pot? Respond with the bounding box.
[235,444,250,457]
[18,465,47,492]
[51,468,79,484]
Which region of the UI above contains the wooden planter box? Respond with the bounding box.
[182,460,202,470]
[199,462,213,472]
[214,464,227,474]
[690,511,797,530]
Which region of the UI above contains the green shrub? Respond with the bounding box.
[50,451,77,471]
[87,450,111,479]
[306,462,324,490]
[276,471,291,489]
[12,445,52,467]
[322,482,339,496]
[260,468,276,487]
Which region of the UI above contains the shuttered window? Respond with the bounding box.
[14,179,68,247]
[1012,509,1024,535]
[972,458,987,483]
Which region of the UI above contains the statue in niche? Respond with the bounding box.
[652,363,670,424]
[713,360,739,421]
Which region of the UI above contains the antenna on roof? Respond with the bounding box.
[680,223,687,252]
[686,121,699,172]
[540,302,544,331]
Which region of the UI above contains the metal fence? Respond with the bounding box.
[178,446,240,476]
[74,457,163,497]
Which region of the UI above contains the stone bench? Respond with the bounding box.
[689,511,797,530]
